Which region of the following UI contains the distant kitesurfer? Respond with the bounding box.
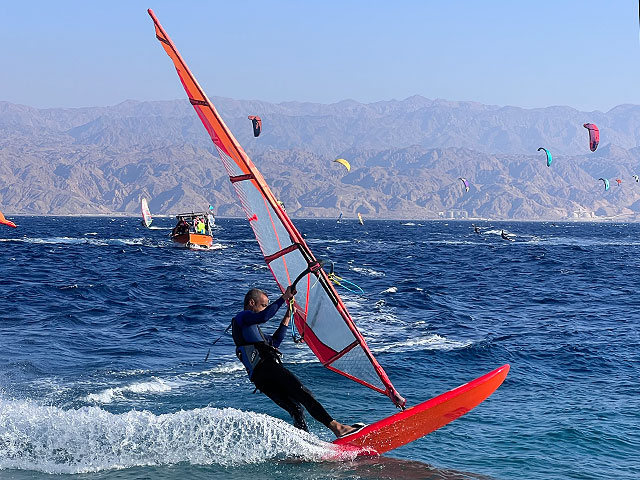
[501,230,511,241]
[232,287,364,438]
[473,224,480,234]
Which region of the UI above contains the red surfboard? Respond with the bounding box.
[333,364,509,455]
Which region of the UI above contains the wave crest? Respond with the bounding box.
[0,399,354,474]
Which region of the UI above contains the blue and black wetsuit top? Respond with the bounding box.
[232,297,288,379]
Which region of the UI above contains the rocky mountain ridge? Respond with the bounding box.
[1,97,640,220]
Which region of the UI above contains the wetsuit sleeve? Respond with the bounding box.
[238,297,285,326]
[270,323,288,348]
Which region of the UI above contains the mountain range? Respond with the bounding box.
[1,96,640,220]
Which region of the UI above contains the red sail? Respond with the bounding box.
[148,9,405,408]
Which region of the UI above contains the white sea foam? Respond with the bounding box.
[85,378,177,404]
[381,287,397,294]
[342,299,362,310]
[87,362,249,403]
[351,267,385,277]
[187,361,245,376]
[0,399,355,474]
[107,368,150,377]
[373,334,472,353]
[3,237,148,247]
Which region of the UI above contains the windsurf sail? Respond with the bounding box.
[141,198,153,228]
[337,212,343,223]
[358,212,364,225]
[149,9,405,408]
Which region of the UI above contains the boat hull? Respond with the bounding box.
[171,233,213,249]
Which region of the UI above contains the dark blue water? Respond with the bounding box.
[0,217,638,479]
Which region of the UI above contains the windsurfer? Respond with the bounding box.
[232,287,364,438]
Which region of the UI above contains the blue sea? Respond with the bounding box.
[0,216,638,479]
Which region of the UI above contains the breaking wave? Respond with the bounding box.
[0,399,356,474]
[373,334,473,353]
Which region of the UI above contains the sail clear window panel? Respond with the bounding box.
[329,346,386,391]
[268,251,309,301]
[305,285,356,352]
[216,147,243,178]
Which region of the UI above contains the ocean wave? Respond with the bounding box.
[0,400,355,474]
[85,378,178,404]
[351,267,385,277]
[0,236,149,247]
[186,361,245,376]
[373,334,473,354]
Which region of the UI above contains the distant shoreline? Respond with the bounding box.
[3,213,637,223]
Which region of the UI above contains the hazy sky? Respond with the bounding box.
[1,1,639,111]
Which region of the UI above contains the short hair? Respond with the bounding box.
[244,288,267,308]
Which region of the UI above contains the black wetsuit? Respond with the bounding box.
[232,298,334,431]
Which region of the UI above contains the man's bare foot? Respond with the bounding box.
[329,420,366,438]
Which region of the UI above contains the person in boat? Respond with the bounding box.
[232,287,364,438]
[195,217,206,234]
[172,218,189,236]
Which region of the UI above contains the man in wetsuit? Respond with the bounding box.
[232,287,363,438]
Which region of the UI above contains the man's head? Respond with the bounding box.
[244,288,269,313]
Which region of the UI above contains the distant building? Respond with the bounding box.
[439,209,468,219]
[571,210,595,219]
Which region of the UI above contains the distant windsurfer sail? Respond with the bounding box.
[140,198,152,228]
[149,9,406,408]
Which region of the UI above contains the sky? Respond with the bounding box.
[1,0,639,112]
